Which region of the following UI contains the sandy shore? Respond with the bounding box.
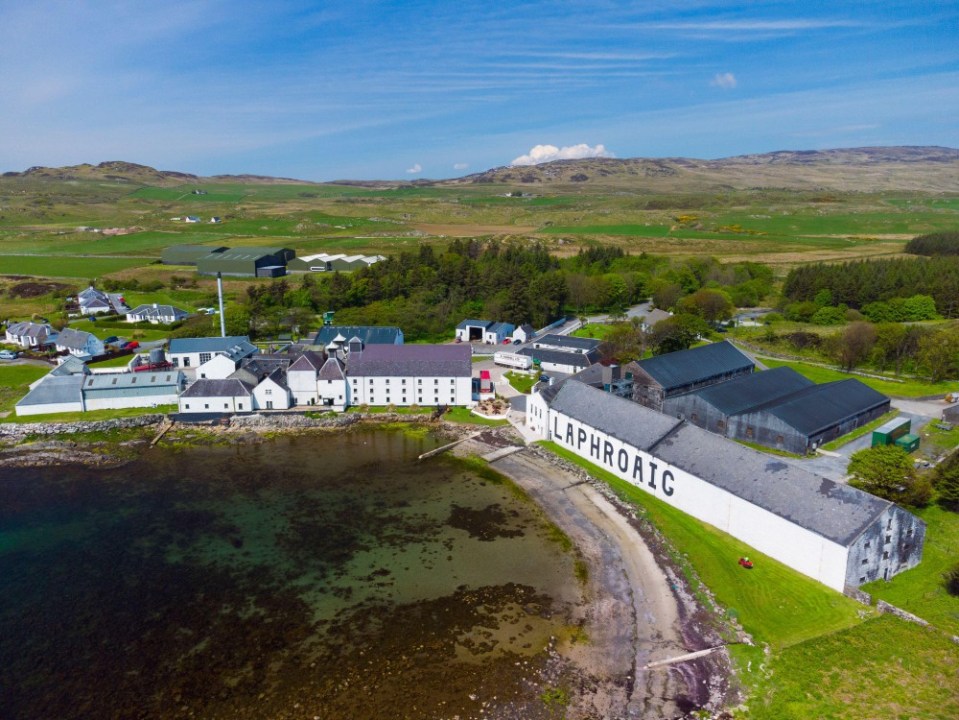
[454,429,734,718]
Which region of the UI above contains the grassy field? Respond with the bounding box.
[6,404,176,424]
[0,254,151,278]
[0,364,50,415]
[760,358,953,398]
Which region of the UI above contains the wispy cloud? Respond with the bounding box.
[511,143,614,166]
[711,72,737,89]
[406,163,423,174]
[453,162,469,170]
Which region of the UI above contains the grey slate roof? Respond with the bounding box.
[313,326,402,346]
[50,356,90,376]
[289,352,324,373]
[317,357,345,381]
[169,336,256,357]
[753,379,890,436]
[237,355,291,379]
[534,334,601,352]
[55,327,97,351]
[690,366,814,415]
[517,346,599,369]
[7,321,52,339]
[16,375,84,407]
[636,341,754,391]
[83,371,181,390]
[487,321,515,334]
[548,381,892,546]
[348,344,471,377]
[181,378,254,398]
[127,304,189,321]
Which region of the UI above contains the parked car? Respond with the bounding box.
[503,338,511,344]
[122,340,140,350]
[104,336,119,345]
[0,350,19,360]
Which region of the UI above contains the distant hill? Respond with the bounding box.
[446,146,959,193]
[2,161,315,187]
[5,146,958,192]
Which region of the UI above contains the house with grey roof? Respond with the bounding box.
[517,345,600,375]
[5,321,55,349]
[55,328,105,360]
[531,333,601,353]
[512,324,536,344]
[347,344,473,407]
[178,378,255,414]
[167,336,257,369]
[15,375,86,416]
[528,380,924,592]
[78,286,130,316]
[454,319,515,344]
[638,308,672,332]
[126,303,190,325]
[81,371,184,411]
[632,340,755,412]
[315,356,347,410]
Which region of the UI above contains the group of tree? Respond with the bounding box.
[904,231,959,256]
[847,445,932,508]
[782,257,959,318]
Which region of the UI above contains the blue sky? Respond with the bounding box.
[1,1,957,180]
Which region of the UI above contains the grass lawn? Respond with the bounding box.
[539,441,867,649]
[0,364,50,415]
[69,319,170,343]
[504,370,539,394]
[8,405,175,424]
[86,354,135,369]
[862,504,959,636]
[821,409,899,451]
[571,324,616,340]
[445,406,509,426]
[0,255,150,278]
[748,615,959,720]
[760,358,953,399]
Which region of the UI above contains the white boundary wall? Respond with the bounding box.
[548,408,851,591]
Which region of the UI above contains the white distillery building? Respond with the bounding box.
[527,381,924,592]
[347,344,473,408]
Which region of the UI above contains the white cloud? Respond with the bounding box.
[510,143,614,166]
[453,162,469,170]
[711,72,737,89]
[406,162,422,174]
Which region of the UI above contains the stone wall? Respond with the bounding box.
[0,415,165,441]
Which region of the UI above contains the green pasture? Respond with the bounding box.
[0,364,50,415]
[863,504,959,636]
[539,441,866,649]
[748,615,959,720]
[0,255,150,278]
[571,324,616,340]
[760,358,952,398]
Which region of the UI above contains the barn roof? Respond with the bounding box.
[534,333,601,352]
[181,378,254,398]
[313,326,402,346]
[547,381,893,546]
[636,341,754,391]
[690,366,813,415]
[347,344,471,377]
[517,346,599,369]
[16,375,84,407]
[752,379,890,436]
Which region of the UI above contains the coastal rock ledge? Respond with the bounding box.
[0,415,166,442]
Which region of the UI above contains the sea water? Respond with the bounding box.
[0,430,581,720]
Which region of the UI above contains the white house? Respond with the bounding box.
[78,286,129,316]
[251,368,291,410]
[316,356,348,411]
[512,324,536,344]
[126,303,189,325]
[167,336,257,369]
[196,353,241,380]
[55,328,105,360]
[287,352,325,405]
[347,344,472,408]
[178,378,255,413]
[529,380,925,592]
[5,321,55,349]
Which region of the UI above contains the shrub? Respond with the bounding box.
[944,562,959,596]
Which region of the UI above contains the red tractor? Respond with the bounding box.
[738,557,754,569]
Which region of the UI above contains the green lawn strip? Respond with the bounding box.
[821,409,900,451]
[760,358,952,398]
[571,324,615,340]
[69,319,170,343]
[538,441,867,649]
[445,406,509,426]
[917,418,959,460]
[7,405,176,424]
[345,405,433,415]
[861,504,959,636]
[733,439,805,458]
[0,255,149,278]
[86,354,135,369]
[504,371,539,394]
[748,615,959,720]
[0,365,51,415]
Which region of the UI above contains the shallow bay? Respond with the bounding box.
[0,430,581,719]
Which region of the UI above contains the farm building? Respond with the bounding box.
[287,253,386,273]
[15,374,86,416]
[517,345,600,375]
[126,304,190,324]
[512,324,536,344]
[313,325,403,351]
[455,319,515,344]
[161,245,228,265]
[671,367,891,454]
[631,341,755,412]
[638,308,672,332]
[195,247,295,277]
[81,371,184,411]
[527,380,924,592]
[178,378,255,414]
[531,333,600,353]
[346,344,473,408]
[167,336,258,369]
[5,321,55,349]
